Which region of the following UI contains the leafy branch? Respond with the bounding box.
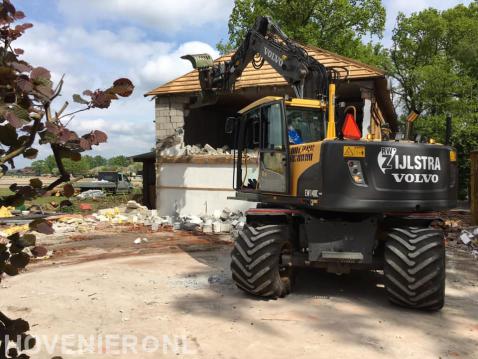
[0,1,135,357]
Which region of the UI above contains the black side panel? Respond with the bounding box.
[297,162,323,198]
[304,216,378,263]
[318,140,458,212]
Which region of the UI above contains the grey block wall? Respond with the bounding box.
[155,95,190,140]
[155,95,190,213]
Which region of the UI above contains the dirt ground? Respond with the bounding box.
[1,228,478,358]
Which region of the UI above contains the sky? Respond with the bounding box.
[9,0,473,168]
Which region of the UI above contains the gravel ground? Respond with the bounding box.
[0,229,477,358]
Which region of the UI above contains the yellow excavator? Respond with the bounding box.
[183,16,457,310]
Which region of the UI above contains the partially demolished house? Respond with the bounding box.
[143,45,397,216]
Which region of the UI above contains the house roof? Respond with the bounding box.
[131,151,155,162]
[145,45,386,97]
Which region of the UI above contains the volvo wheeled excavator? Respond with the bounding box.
[183,16,457,310]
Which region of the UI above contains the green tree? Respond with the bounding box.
[390,3,478,198]
[44,155,57,173]
[107,155,130,168]
[31,160,48,175]
[62,158,90,176]
[91,155,107,168]
[218,0,389,67]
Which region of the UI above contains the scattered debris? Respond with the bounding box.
[174,208,246,234]
[458,227,478,248]
[459,230,474,245]
[76,190,106,200]
[79,203,93,211]
[0,224,29,237]
[0,206,14,218]
[35,200,241,236]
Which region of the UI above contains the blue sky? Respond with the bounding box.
[10,0,472,167]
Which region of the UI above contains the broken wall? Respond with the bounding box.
[153,80,386,217]
[155,95,190,140]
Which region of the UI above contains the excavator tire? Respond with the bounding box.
[384,226,445,311]
[231,224,292,299]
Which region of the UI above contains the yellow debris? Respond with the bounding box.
[0,206,14,218]
[102,207,121,218]
[1,224,29,236]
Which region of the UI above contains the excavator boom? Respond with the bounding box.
[182,16,337,103]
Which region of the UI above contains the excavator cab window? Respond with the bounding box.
[258,102,288,193]
[286,107,325,144]
[237,101,288,193]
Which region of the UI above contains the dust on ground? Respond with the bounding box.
[0,222,477,358]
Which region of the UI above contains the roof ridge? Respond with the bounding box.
[145,43,385,97]
[301,43,385,75]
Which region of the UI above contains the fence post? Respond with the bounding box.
[471,150,478,225]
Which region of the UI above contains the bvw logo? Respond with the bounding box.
[377,147,396,174]
[377,147,441,184]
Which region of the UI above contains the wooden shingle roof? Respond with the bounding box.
[145,45,385,96]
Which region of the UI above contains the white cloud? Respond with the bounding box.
[12,20,219,167]
[139,41,219,88]
[57,0,234,32]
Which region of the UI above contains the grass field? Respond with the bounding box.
[0,187,142,213]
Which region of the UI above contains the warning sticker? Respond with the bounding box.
[343,146,365,158]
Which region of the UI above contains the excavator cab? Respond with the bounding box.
[232,96,327,197]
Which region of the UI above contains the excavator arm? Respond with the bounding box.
[182,16,334,103]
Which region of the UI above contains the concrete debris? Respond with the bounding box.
[176,209,246,234]
[158,132,242,158]
[460,230,474,245]
[161,144,185,157]
[4,199,245,239]
[220,208,231,221]
[203,144,217,155]
[76,190,105,200]
[182,222,200,231]
[458,227,478,246]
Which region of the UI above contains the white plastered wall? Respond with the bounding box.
[157,162,258,217]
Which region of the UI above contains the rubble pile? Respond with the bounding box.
[177,208,246,234]
[160,142,234,157]
[458,227,478,257]
[157,126,259,158]
[444,218,478,258]
[76,189,106,200]
[49,201,244,235]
